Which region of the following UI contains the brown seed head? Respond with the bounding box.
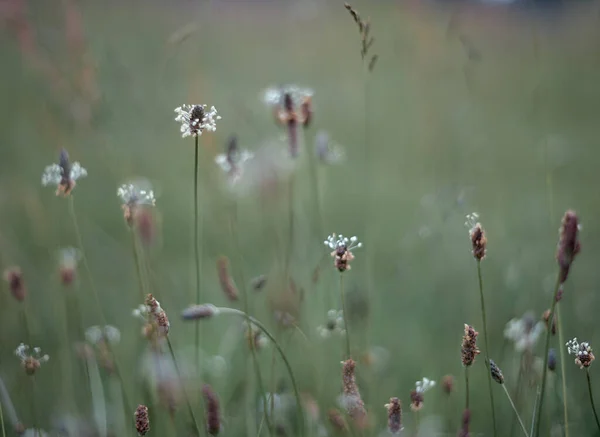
[442,375,454,395]
[202,384,221,435]
[3,267,25,302]
[340,359,367,424]
[556,210,581,284]
[23,357,41,375]
[216,256,238,301]
[469,223,487,261]
[461,324,480,367]
[327,408,348,433]
[181,304,219,320]
[488,359,504,384]
[134,405,149,436]
[384,397,402,434]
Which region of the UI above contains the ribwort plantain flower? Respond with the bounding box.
[215,135,254,185]
[384,397,403,434]
[202,384,221,435]
[465,213,486,261]
[57,247,81,286]
[324,234,362,272]
[117,181,156,226]
[3,267,25,302]
[41,149,87,196]
[339,359,367,426]
[461,324,480,367]
[181,304,220,320]
[504,313,544,352]
[566,338,595,369]
[556,210,581,284]
[410,378,435,412]
[134,405,149,436]
[132,294,170,342]
[174,104,221,138]
[488,359,504,384]
[15,343,49,375]
[316,309,345,338]
[85,325,120,373]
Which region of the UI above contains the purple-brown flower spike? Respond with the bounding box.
[488,359,504,384]
[340,359,367,425]
[4,267,26,302]
[556,210,581,284]
[466,213,487,261]
[461,324,480,367]
[566,338,595,369]
[134,405,149,436]
[202,384,221,435]
[458,409,471,437]
[384,397,403,434]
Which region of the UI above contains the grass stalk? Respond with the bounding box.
[216,307,305,435]
[556,303,570,437]
[476,260,497,437]
[339,273,351,359]
[0,395,5,437]
[228,203,274,436]
[501,384,529,437]
[586,368,600,432]
[534,273,562,437]
[193,135,202,370]
[86,355,108,437]
[465,366,470,410]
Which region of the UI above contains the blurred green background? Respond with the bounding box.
[1,0,600,435]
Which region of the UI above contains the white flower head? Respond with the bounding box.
[58,247,81,269]
[566,337,595,369]
[41,149,87,195]
[415,377,436,393]
[215,150,254,174]
[132,304,151,321]
[117,182,156,207]
[314,131,345,165]
[504,313,544,352]
[174,104,221,138]
[324,234,363,251]
[86,325,121,345]
[317,309,345,338]
[262,85,313,109]
[15,343,50,374]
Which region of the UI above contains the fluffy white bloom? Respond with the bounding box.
[262,85,313,109]
[42,162,87,187]
[504,315,545,352]
[415,377,436,393]
[215,149,254,174]
[86,325,121,345]
[15,343,49,363]
[324,234,362,251]
[117,183,155,206]
[174,104,221,138]
[317,309,345,338]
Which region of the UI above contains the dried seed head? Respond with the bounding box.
[442,375,454,394]
[556,210,581,284]
[134,405,149,436]
[488,359,504,384]
[181,304,220,320]
[468,220,487,261]
[3,267,25,302]
[542,309,557,335]
[566,338,595,369]
[216,256,238,301]
[340,359,367,424]
[202,384,221,435]
[461,324,480,367]
[327,408,348,433]
[384,397,403,434]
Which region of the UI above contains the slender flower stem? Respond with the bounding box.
[586,369,600,432]
[0,395,5,437]
[531,385,541,437]
[556,305,570,437]
[30,377,38,437]
[534,273,562,437]
[339,273,351,359]
[465,366,470,410]
[216,307,305,435]
[476,260,497,437]
[193,135,202,370]
[501,384,529,437]
[130,229,145,301]
[228,205,274,436]
[166,338,203,436]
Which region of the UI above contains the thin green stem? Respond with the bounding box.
[228,205,274,436]
[30,377,38,437]
[339,273,351,359]
[0,393,5,437]
[531,386,541,437]
[465,366,470,410]
[586,369,600,432]
[217,307,305,435]
[414,410,420,436]
[534,272,562,437]
[476,260,497,437]
[130,229,145,301]
[284,174,295,276]
[193,135,202,370]
[509,353,525,437]
[166,338,203,436]
[556,305,570,437]
[502,384,529,437]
